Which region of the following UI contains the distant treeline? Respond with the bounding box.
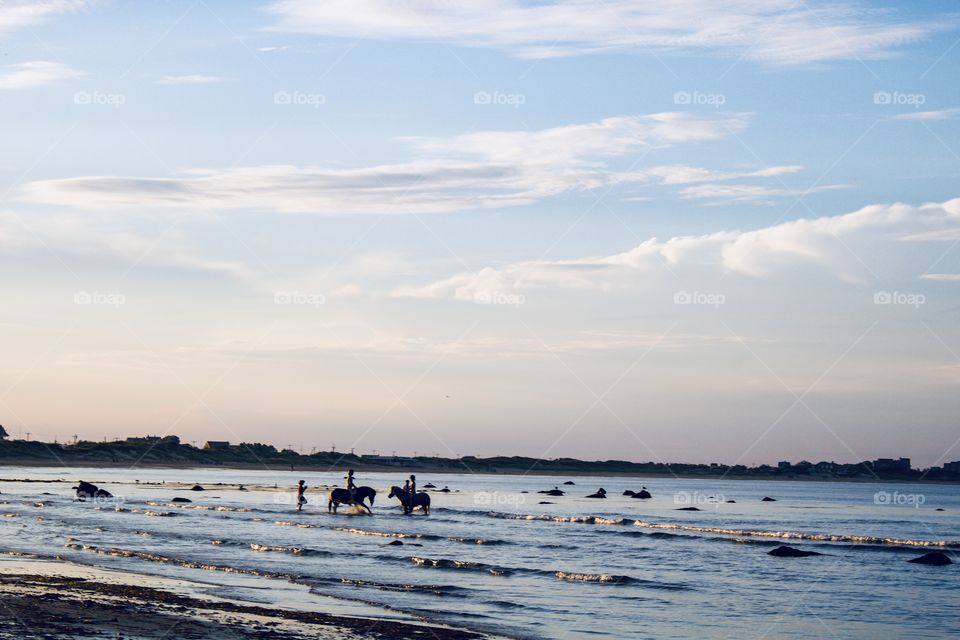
[0,436,956,481]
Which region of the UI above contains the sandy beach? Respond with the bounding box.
[0,558,491,640]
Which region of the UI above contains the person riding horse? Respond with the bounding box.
[345,469,357,500]
[406,474,417,514]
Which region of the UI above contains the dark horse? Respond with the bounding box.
[328,486,375,514]
[388,486,430,515]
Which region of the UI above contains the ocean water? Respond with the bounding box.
[0,467,957,639]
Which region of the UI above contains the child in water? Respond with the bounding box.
[296,479,307,511]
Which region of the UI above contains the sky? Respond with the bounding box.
[1,0,959,467]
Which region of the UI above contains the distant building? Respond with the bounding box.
[203,441,231,450]
[125,436,161,444]
[943,461,960,475]
[871,458,911,473]
[777,461,791,470]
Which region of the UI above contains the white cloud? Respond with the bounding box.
[893,108,960,121]
[0,1,87,35]
[19,112,760,214]
[155,74,225,85]
[0,60,84,90]
[920,273,960,282]
[394,198,960,300]
[264,0,941,65]
[0,211,255,282]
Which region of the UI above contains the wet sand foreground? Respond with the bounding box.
[0,560,489,640]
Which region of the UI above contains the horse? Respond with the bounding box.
[388,486,430,515]
[327,486,375,514]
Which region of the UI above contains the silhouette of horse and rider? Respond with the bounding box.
[321,470,430,515]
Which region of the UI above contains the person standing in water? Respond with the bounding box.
[296,479,307,512]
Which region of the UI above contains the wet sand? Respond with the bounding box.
[0,562,490,640]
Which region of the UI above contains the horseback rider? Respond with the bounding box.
[406,474,417,514]
[345,469,357,502]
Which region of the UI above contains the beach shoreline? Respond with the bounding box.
[0,558,497,640]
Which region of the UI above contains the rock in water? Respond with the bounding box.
[676,507,700,511]
[908,552,952,566]
[191,485,205,491]
[634,490,652,499]
[388,540,403,546]
[768,545,822,557]
[761,497,777,502]
[171,497,192,503]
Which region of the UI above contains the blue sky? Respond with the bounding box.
[1,0,959,466]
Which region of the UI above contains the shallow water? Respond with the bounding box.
[1,467,957,639]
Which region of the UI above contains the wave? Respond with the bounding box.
[146,501,252,513]
[249,543,330,557]
[63,543,296,580]
[334,527,507,545]
[628,520,960,549]
[410,556,514,577]
[318,578,472,598]
[472,510,958,550]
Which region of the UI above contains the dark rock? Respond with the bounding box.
[935,508,945,511]
[633,490,652,499]
[761,497,777,502]
[538,501,553,505]
[908,552,952,566]
[676,507,700,511]
[768,545,822,557]
[726,500,736,503]
[563,481,576,485]
[622,490,636,496]
[423,483,437,489]
[171,497,192,503]
[190,485,205,491]
[387,540,403,546]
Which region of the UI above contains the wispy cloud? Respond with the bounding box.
[265,0,943,65]
[893,108,960,121]
[0,0,88,35]
[394,198,960,300]
[0,60,84,90]
[155,74,225,85]
[19,112,762,214]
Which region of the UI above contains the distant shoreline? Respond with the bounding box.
[0,458,955,484]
